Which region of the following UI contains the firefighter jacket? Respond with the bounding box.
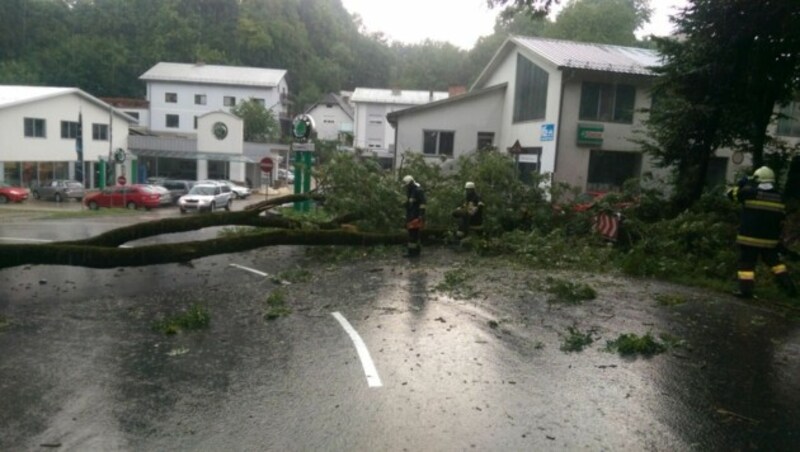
[463,191,484,227]
[728,184,786,248]
[405,183,426,223]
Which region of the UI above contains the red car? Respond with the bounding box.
[84,184,167,210]
[0,183,29,204]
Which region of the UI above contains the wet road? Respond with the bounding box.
[0,211,799,451]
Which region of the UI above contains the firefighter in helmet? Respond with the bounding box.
[453,181,484,238]
[403,175,426,257]
[727,166,797,298]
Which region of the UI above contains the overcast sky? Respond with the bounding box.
[340,0,691,50]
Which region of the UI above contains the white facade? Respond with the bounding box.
[305,94,353,142]
[141,62,289,136]
[388,36,752,192]
[0,86,135,187]
[352,88,448,158]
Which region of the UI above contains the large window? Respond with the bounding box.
[92,123,108,140]
[165,92,177,103]
[777,102,800,137]
[166,114,179,128]
[61,121,79,139]
[422,130,455,156]
[579,82,636,123]
[195,94,207,105]
[223,96,236,107]
[24,118,46,137]
[587,150,641,191]
[513,54,549,122]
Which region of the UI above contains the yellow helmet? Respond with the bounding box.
[402,175,414,185]
[753,166,775,183]
[465,181,475,189]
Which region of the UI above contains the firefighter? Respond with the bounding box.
[453,181,484,238]
[403,175,426,257]
[727,166,797,298]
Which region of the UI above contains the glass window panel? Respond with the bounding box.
[423,131,437,155]
[513,54,549,122]
[614,85,636,123]
[439,132,454,156]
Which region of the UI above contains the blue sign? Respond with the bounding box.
[541,123,555,142]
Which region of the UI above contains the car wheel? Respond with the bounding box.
[0,195,7,204]
[126,201,137,210]
[54,193,63,203]
[88,201,99,210]
[225,199,232,211]
[32,191,40,200]
[209,202,216,213]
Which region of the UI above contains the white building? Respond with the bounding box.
[0,86,135,188]
[304,92,354,143]
[351,88,448,162]
[140,62,289,136]
[388,36,761,191]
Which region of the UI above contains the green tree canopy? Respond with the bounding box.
[231,98,280,142]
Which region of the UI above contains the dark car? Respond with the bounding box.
[32,180,85,202]
[160,179,195,204]
[0,183,29,203]
[84,184,167,210]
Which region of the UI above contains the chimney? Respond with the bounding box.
[448,86,467,97]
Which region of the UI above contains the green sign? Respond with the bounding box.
[577,124,604,147]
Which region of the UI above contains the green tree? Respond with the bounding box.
[544,0,652,46]
[231,98,280,142]
[487,0,561,20]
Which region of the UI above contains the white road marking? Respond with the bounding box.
[331,311,383,388]
[229,263,269,277]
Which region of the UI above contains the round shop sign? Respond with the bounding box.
[213,121,228,140]
[291,114,315,140]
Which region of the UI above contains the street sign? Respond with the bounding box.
[260,157,274,173]
[508,140,523,155]
[541,123,555,142]
[117,175,127,185]
[293,142,316,152]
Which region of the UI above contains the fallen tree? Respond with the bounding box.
[0,193,445,270]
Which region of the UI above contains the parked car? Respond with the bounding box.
[223,180,251,199]
[32,180,85,202]
[159,179,195,204]
[149,184,175,206]
[178,183,233,213]
[84,184,168,210]
[277,169,295,184]
[0,183,29,204]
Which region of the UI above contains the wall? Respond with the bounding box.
[307,103,352,141]
[147,81,282,135]
[393,88,506,168]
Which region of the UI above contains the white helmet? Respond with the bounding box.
[402,175,414,184]
[465,181,475,189]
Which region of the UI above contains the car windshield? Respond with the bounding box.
[189,186,215,196]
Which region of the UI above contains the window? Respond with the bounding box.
[579,82,636,123]
[24,118,46,137]
[422,130,455,156]
[513,54,549,122]
[195,94,207,105]
[477,132,495,150]
[587,150,641,191]
[253,98,265,107]
[517,147,542,185]
[61,121,79,139]
[165,92,177,103]
[92,123,108,140]
[166,114,179,128]
[193,116,198,130]
[777,102,800,137]
[368,115,383,125]
[223,96,236,107]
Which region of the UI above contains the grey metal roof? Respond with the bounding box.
[140,62,287,88]
[472,36,661,90]
[513,36,661,75]
[351,88,449,105]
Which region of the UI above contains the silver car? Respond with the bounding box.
[178,183,233,213]
[32,180,85,202]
